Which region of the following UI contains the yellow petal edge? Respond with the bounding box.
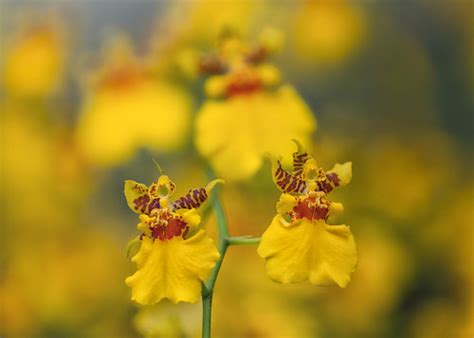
[126,230,220,304]
[257,215,357,287]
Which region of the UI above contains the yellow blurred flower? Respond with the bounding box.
[3,21,65,97]
[1,230,125,337]
[124,171,222,304]
[363,132,455,220]
[134,302,200,338]
[258,140,356,286]
[195,31,316,181]
[292,0,367,65]
[76,38,192,166]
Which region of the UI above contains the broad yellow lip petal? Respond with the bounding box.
[258,215,356,287]
[195,85,316,181]
[126,230,219,304]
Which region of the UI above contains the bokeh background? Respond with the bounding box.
[1,0,473,337]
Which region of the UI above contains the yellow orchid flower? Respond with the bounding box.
[124,171,223,304]
[4,21,66,98]
[194,30,316,181]
[258,140,356,287]
[76,37,192,166]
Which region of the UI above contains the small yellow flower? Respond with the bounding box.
[124,172,222,304]
[76,38,192,166]
[3,22,65,97]
[258,140,356,286]
[195,30,316,181]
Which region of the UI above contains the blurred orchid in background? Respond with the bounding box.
[1,1,472,337]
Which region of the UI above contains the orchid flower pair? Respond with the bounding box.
[125,141,356,305]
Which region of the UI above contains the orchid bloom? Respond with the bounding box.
[258,140,356,287]
[194,29,316,181]
[124,172,222,304]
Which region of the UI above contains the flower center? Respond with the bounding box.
[144,208,189,241]
[226,67,262,97]
[291,192,331,221]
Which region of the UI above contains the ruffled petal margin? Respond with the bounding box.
[257,215,356,287]
[126,230,220,304]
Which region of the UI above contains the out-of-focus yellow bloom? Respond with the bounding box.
[76,38,192,166]
[258,140,356,286]
[134,302,200,338]
[292,0,367,65]
[179,0,259,43]
[147,0,276,83]
[363,132,455,220]
[195,31,316,181]
[124,171,222,304]
[1,230,125,337]
[3,22,65,97]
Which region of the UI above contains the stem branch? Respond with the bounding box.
[201,170,261,338]
[226,236,261,246]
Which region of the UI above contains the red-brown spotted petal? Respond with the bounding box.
[292,139,312,177]
[272,160,307,194]
[172,187,208,210]
[124,180,150,214]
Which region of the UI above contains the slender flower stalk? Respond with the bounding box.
[201,171,260,338]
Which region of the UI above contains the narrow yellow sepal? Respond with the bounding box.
[205,179,224,194]
[124,180,148,214]
[292,139,306,154]
[329,162,352,186]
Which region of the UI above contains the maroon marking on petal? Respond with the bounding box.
[133,195,150,213]
[199,55,228,75]
[226,79,262,97]
[327,173,341,187]
[297,179,306,193]
[149,184,157,196]
[172,187,208,210]
[165,218,186,240]
[292,152,310,176]
[182,227,190,239]
[225,68,262,97]
[314,206,329,220]
[134,184,147,193]
[292,196,329,221]
[147,198,161,213]
[275,166,284,180]
[245,46,267,64]
[287,176,299,192]
[324,181,333,193]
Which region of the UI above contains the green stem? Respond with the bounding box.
[201,170,260,338]
[226,236,261,245]
[201,291,212,338]
[201,176,228,338]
